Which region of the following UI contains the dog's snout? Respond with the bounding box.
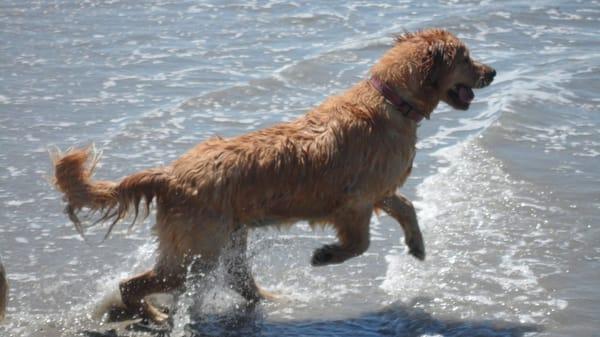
[483,67,496,83]
[478,66,496,87]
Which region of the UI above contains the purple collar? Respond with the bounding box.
[368,76,427,123]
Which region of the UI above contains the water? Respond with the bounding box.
[1,1,598,336]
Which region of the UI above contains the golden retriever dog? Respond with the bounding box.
[51,29,495,323]
[0,259,6,321]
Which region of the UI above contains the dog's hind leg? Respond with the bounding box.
[224,227,277,302]
[118,268,185,324]
[311,205,373,266]
[115,220,226,323]
[375,193,425,260]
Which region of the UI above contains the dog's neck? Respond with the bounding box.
[368,75,427,123]
[369,46,441,119]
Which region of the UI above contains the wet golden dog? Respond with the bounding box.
[52,29,495,323]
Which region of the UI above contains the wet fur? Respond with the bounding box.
[51,29,495,323]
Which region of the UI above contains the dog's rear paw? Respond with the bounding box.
[104,304,139,323]
[311,245,335,266]
[144,303,169,325]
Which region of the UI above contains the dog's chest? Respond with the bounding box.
[374,140,415,189]
[342,127,416,199]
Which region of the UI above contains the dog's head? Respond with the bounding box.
[373,29,496,114]
[416,29,496,110]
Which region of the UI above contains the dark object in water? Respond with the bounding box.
[0,259,7,321]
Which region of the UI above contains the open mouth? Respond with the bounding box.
[447,84,474,110]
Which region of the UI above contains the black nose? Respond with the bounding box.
[487,68,496,80]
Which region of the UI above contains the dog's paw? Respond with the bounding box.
[142,301,170,325]
[407,237,425,261]
[103,304,139,323]
[311,245,335,266]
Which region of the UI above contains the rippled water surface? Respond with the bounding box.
[1,1,599,336]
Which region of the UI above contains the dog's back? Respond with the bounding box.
[0,259,6,321]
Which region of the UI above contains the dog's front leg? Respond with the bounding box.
[311,206,372,266]
[376,193,425,260]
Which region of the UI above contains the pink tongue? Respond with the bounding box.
[458,86,474,103]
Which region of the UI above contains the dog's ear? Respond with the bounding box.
[423,42,459,86]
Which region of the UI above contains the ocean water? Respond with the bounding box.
[0,1,599,336]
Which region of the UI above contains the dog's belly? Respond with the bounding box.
[238,160,414,228]
[240,196,342,227]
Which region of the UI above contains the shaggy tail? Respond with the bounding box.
[51,146,173,239]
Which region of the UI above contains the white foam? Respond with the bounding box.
[5,199,34,207]
[381,140,568,322]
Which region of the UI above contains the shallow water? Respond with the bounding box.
[1,1,599,336]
